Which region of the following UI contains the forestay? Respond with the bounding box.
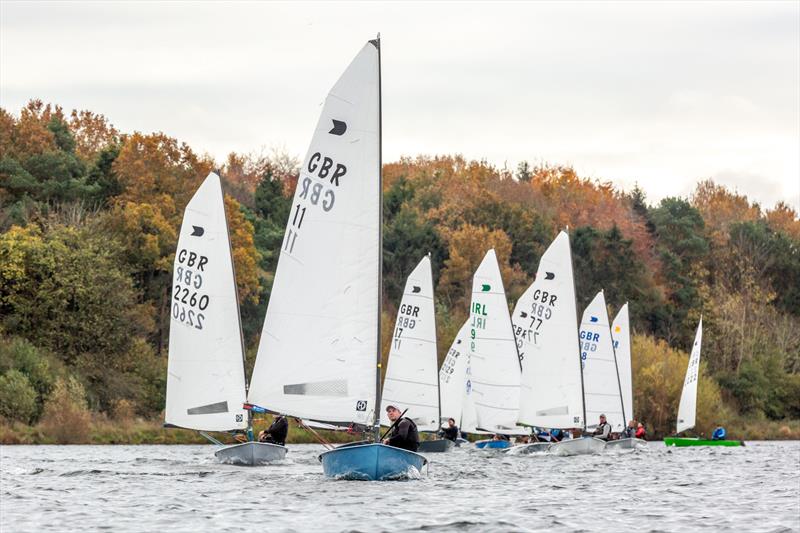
[380,256,439,431]
[468,250,525,435]
[439,320,469,426]
[611,303,633,425]
[580,291,625,432]
[248,42,380,426]
[515,231,584,430]
[677,318,703,434]
[165,172,248,432]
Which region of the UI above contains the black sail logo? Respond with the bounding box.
[191,226,204,237]
[329,119,347,136]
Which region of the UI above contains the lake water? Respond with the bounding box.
[2,441,799,532]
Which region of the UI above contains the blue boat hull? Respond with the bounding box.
[318,443,428,480]
[475,439,512,450]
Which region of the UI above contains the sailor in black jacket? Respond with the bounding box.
[258,414,288,446]
[381,405,419,452]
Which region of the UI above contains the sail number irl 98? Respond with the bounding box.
[172,249,209,330]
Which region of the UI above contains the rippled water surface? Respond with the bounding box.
[2,441,799,532]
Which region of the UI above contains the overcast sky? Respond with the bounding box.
[1,1,798,210]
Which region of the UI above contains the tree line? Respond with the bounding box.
[1,100,798,440]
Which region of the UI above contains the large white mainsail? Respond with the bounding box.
[677,318,703,433]
[165,172,248,432]
[580,291,625,432]
[439,320,469,426]
[515,231,584,430]
[380,256,439,431]
[611,303,633,425]
[468,249,525,434]
[248,42,380,426]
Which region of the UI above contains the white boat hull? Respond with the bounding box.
[214,442,287,465]
[605,438,647,451]
[548,437,606,456]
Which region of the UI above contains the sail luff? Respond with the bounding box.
[373,34,383,441]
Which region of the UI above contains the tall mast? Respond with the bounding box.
[371,33,383,442]
[567,226,588,433]
[610,300,627,428]
[429,252,442,429]
[219,171,252,439]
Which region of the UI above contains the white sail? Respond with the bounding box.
[380,256,439,431]
[439,320,469,427]
[515,231,584,430]
[580,291,625,432]
[677,318,703,434]
[165,172,247,432]
[611,303,633,425]
[468,249,525,435]
[248,42,380,426]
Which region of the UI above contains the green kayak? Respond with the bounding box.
[664,437,744,447]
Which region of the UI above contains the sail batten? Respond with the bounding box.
[248,43,380,426]
[165,173,247,432]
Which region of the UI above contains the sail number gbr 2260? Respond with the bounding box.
[172,249,210,330]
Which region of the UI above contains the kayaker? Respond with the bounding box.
[382,405,419,452]
[440,418,459,442]
[623,419,637,438]
[258,414,288,446]
[635,422,646,439]
[592,414,611,441]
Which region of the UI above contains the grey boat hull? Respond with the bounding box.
[605,438,647,451]
[214,442,288,465]
[417,439,455,453]
[506,442,551,455]
[548,437,606,456]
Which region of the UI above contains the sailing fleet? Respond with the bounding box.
[164,37,741,480]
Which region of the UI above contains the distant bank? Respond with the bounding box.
[1,416,798,445]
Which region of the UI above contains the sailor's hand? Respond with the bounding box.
[382,438,389,445]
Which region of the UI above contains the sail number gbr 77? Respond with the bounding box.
[172,249,210,330]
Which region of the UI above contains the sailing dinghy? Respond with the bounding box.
[467,250,529,450]
[164,172,287,465]
[664,318,744,447]
[248,37,426,479]
[438,320,473,447]
[513,231,604,456]
[380,256,453,453]
[577,290,623,453]
[605,303,646,450]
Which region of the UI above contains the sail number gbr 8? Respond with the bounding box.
[172,249,210,330]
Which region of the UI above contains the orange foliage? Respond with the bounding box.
[69,109,119,161]
[692,179,761,246]
[11,100,60,158]
[112,132,213,218]
[224,194,261,305]
[766,202,800,241]
[437,223,525,310]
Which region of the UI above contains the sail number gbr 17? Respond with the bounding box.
[172,249,210,330]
